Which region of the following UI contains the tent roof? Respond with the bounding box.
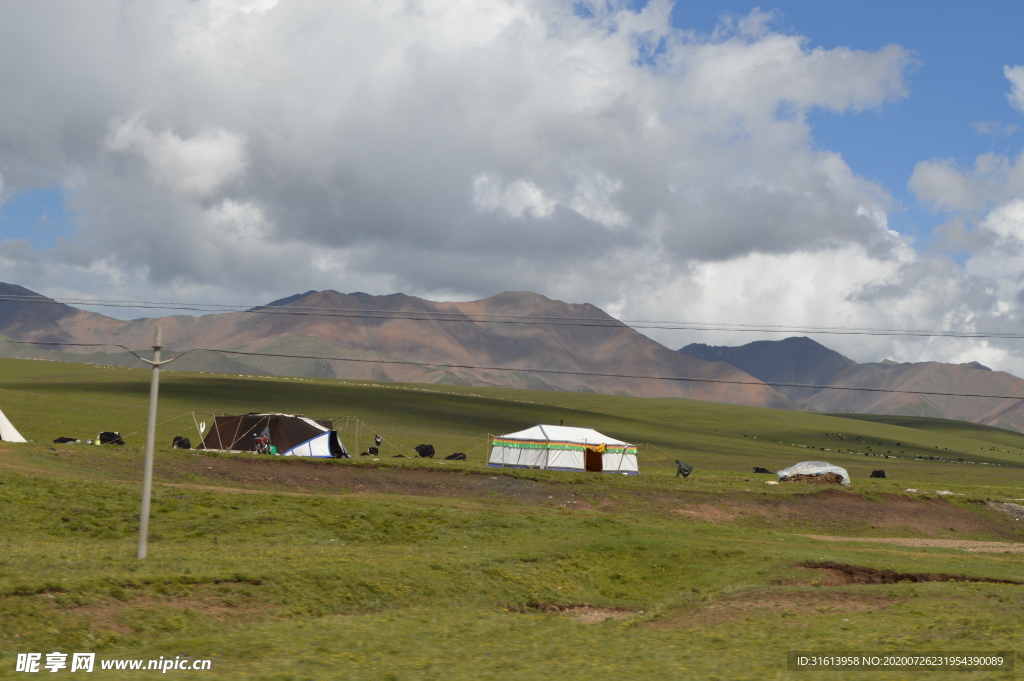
[496,425,632,447]
[0,408,27,443]
[244,413,328,432]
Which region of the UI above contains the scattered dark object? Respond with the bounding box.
[172,435,191,449]
[98,431,125,445]
[784,473,844,485]
[359,451,371,456]
[752,466,773,474]
[392,454,406,458]
[445,452,467,460]
[52,437,79,444]
[675,459,693,478]
[375,434,382,446]
[415,444,436,458]
[870,470,886,478]
[369,446,379,455]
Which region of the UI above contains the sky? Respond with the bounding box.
[2,0,1024,372]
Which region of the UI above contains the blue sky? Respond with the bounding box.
[1,0,1024,371]
[671,1,1023,242]
[0,186,75,249]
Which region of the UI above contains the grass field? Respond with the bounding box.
[1,357,1023,680]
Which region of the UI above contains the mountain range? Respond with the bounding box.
[4,282,1024,431]
[0,283,798,409]
[679,339,1024,432]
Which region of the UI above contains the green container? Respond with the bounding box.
[269,445,277,455]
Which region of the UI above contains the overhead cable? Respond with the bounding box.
[4,337,1024,402]
[1,292,1023,339]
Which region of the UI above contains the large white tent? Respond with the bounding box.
[0,408,27,443]
[489,425,638,474]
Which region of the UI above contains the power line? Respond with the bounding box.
[2,292,1023,338]
[5,337,1024,402]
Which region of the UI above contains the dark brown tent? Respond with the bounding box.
[200,413,333,453]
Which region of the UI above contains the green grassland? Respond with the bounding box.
[1,357,1023,680]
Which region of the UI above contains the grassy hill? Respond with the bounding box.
[1,357,1023,679]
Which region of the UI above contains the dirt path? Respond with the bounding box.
[799,534,1024,553]
[4,449,1024,541]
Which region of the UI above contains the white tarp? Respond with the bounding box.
[489,424,638,474]
[0,408,27,443]
[279,430,348,458]
[777,461,850,485]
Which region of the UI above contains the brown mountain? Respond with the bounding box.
[680,336,1024,432]
[803,360,1024,432]
[0,284,799,408]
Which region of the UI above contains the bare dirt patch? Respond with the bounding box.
[509,601,639,623]
[33,591,280,637]
[799,534,1024,553]
[672,505,738,522]
[666,490,1024,540]
[647,590,895,630]
[798,561,1024,585]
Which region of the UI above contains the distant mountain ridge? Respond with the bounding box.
[0,283,799,409]
[679,337,1024,432]
[680,337,857,401]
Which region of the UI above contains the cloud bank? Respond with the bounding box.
[0,1,1022,372]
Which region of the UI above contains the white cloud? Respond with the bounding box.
[910,151,1024,214]
[1006,65,1024,114]
[472,173,556,219]
[105,116,247,199]
[23,1,1023,372]
[972,120,1018,138]
[979,198,1024,240]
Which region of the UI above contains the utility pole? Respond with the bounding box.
[137,325,164,559]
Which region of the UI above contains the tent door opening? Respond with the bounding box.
[584,448,603,472]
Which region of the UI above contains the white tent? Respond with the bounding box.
[489,425,638,474]
[0,408,27,443]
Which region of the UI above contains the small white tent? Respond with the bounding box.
[489,425,638,474]
[0,408,27,443]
